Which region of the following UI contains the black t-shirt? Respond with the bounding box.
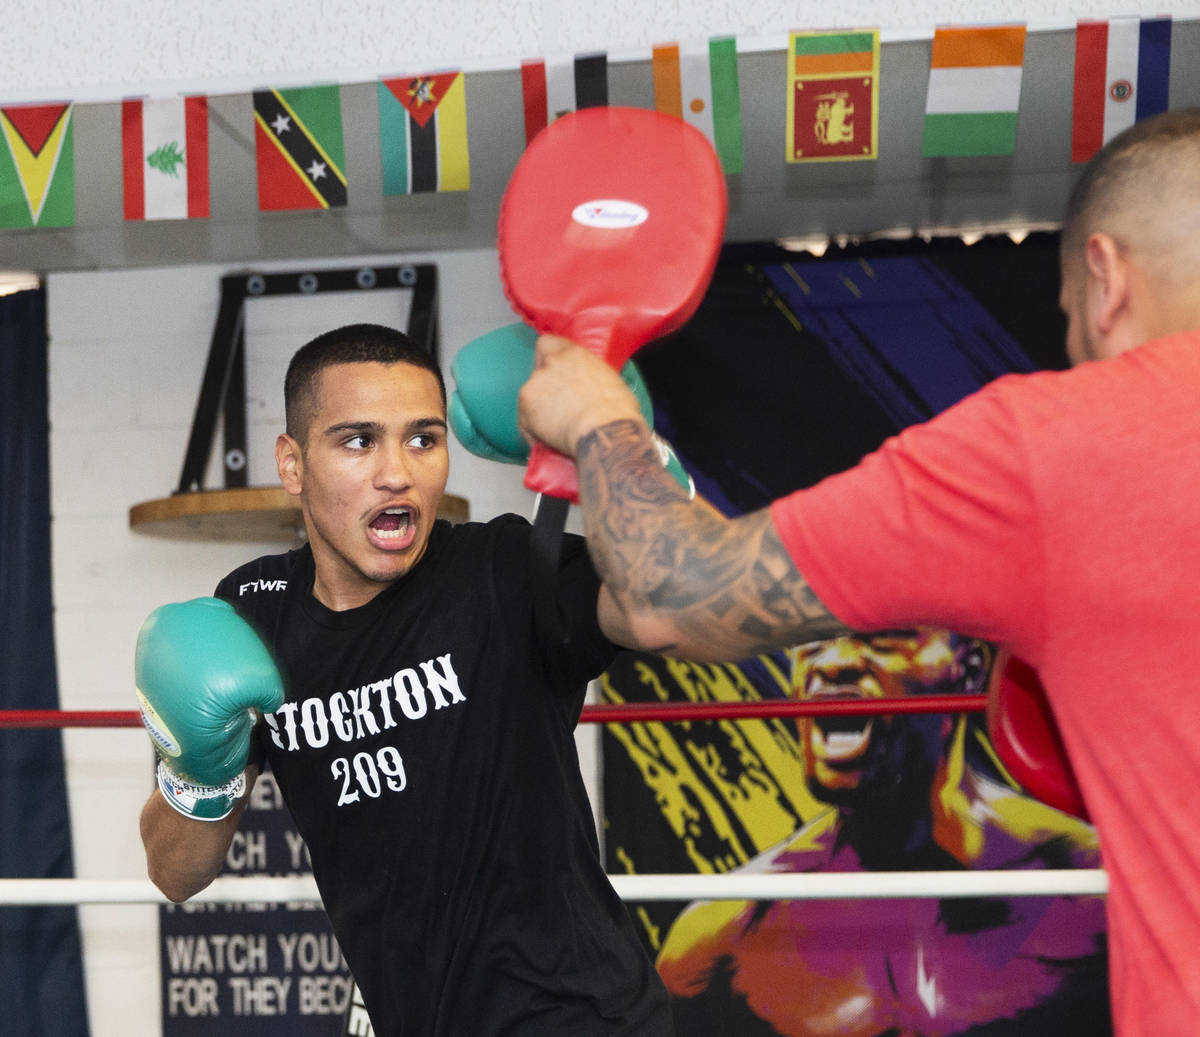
[215,515,673,1037]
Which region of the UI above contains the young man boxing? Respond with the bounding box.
[136,323,674,1036]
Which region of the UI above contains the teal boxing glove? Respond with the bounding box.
[449,323,652,462]
[135,597,285,821]
[449,322,693,496]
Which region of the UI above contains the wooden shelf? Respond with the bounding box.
[129,487,469,542]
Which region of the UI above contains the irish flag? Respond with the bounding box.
[122,96,210,220]
[1072,17,1172,163]
[923,25,1027,157]
[651,37,743,174]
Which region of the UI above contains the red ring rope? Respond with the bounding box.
[0,695,986,729]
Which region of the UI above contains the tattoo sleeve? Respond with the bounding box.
[576,420,847,660]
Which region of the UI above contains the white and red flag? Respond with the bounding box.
[122,95,210,220]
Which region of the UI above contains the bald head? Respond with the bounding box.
[1062,109,1200,288]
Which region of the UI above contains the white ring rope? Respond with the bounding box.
[0,870,1108,906]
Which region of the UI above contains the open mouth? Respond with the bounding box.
[806,683,877,763]
[369,507,413,541]
[811,715,874,763]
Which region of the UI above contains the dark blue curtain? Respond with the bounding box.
[0,286,90,1036]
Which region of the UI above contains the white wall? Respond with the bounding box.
[3,0,1197,102]
[47,247,582,1036]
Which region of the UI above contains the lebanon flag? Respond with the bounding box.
[122,96,209,220]
[1071,17,1172,163]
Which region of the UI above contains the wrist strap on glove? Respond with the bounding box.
[156,759,246,822]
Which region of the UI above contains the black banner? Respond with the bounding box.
[159,768,356,1034]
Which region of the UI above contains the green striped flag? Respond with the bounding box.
[923,25,1027,157]
[652,37,743,174]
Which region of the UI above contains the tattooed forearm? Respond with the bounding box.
[576,420,848,660]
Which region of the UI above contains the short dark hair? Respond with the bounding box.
[1061,107,1200,260]
[284,323,445,441]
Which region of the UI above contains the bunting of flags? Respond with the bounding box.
[786,30,880,162]
[520,52,608,145]
[0,17,1192,230]
[1072,16,1172,163]
[122,96,210,220]
[379,72,470,193]
[253,85,347,211]
[0,103,74,228]
[923,25,1027,157]
[651,38,743,173]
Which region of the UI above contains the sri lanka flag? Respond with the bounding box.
[254,86,347,211]
[122,96,210,220]
[379,71,469,194]
[652,37,743,174]
[1071,17,1171,163]
[787,30,881,163]
[0,103,73,228]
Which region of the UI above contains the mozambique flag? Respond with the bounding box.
[0,103,74,228]
[379,72,469,194]
[520,53,608,146]
[652,37,743,174]
[254,86,347,211]
[786,30,880,162]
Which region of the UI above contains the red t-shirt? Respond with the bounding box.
[770,331,1200,1037]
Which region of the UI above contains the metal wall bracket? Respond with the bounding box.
[176,263,439,494]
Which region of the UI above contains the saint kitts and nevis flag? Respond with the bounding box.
[651,38,743,174]
[923,25,1027,157]
[253,85,347,212]
[786,30,880,163]
[520,52,608,146]
[378,71,469,194]
[1072,16,1172,163]
[0,102,73,228]
[122,95,209,220]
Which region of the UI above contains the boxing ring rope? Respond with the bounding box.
[0,870,1108,906]
[0,700,1108,904]
[0,694,989,729]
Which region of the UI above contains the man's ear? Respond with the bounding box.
[1083,232,1132,337]
[276,433,303,496]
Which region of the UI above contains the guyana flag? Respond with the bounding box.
[254,86,347,211]
[378,72,469,193]
[0,103,74,228]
